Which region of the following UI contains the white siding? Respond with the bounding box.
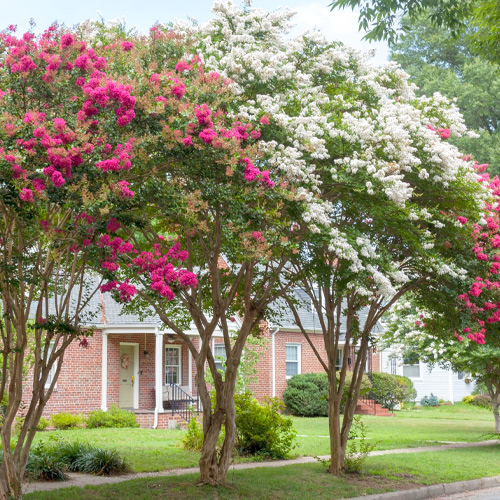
[380,349,475,403]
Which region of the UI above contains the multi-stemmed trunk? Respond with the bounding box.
[195,320,253,485]
[327,337,369,475]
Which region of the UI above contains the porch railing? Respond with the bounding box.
[169,383,201,422]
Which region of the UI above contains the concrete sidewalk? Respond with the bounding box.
[23,439,500,495]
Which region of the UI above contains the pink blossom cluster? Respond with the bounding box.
[79,77,136,127]
[241,157,274,188]
[96,141,134,172]
[427,124,451,139]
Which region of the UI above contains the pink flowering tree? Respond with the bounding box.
[0,25,145,499]
[88,27,312,485]
[384,169,500,433]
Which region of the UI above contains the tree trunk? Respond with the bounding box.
[198,381,237,485]
[492,394,500,434]
[327,373,344,475]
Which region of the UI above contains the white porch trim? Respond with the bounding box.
[154,328,164,429]
[101,332,108,411]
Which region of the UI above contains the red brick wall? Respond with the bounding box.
[21,327,378,418]
[21,331,103,417]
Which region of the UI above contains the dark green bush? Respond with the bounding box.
[370,373,417,411]
[50,412,82,430]
[57,441,94,471]
[234,392,296,459]
[283,371,371,417]
[283,373,329,417]
[73,448,129,476]
[25,443,68,481]
[471,394,492,408]
[86,405,139,428]
[420,393,439,406]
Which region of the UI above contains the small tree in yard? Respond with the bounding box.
[94,25,312,486]
[0,25,147,499]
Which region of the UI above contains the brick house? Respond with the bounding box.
[24,289,381,428]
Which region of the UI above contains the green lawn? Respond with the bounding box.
[33,404,497,472]
[25,446,500,500]
[292,404,497,456]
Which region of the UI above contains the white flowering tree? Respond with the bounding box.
[184,1,487,474]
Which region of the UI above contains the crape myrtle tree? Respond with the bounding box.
[92,25,312,485]
[0,25,183,499]
[181,2,486,474]
[384,171,500,433]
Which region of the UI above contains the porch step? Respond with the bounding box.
[355,400,395,417]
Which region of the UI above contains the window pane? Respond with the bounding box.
[403,364,420,378]
[214,344,226,372]
[336,350,343,369]
[165,347,181,385]
[286,345,298,361]
[286,361,298,377]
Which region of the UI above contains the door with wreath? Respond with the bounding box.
[119,344,135,408]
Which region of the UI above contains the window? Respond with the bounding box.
[213,343,226,372]
[286,344,301,378]
[402,354,421,378]
[44,341,57,388]
[165,346,181,385]
[336,349,343,370]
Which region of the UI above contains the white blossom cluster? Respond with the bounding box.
[175,1,487,300]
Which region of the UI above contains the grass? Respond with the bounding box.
[292,403,497,456]
[32,404,497,472]
[24,446,500,500]
[34,428,200,472]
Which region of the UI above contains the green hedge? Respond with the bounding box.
[283,372,371,417]
[369,372,417,410]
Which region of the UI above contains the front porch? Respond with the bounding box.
[100,326,201,427]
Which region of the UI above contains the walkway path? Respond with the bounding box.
[23,439,500,494]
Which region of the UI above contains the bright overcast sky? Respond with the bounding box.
[0,0,390,65]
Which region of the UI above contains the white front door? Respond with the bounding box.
[119,344,136,408]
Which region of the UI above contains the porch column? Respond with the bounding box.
[155,329,164,413]
[188,342,193,394]
[101,332,108,411]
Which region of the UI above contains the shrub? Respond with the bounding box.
[370,373,417,411]
[36,417,50,431]
[234,392,296,459]
[86,405,139,428]
[26,442,68,481]
[283,373,329,417]
[73,448,129,476]
[471,394,492,408]
[182,415,204,452]
[57,441,94,471]
[420,393,439,406]
[462,395,475,404]
[283,372,371,417]
[51,412,82,430]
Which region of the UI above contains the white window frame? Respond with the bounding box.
[44,341,57,389]
[165,345,182,385]
[213,341,227,372]
[285,343,301,379]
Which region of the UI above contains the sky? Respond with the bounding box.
[0,0,390,65]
